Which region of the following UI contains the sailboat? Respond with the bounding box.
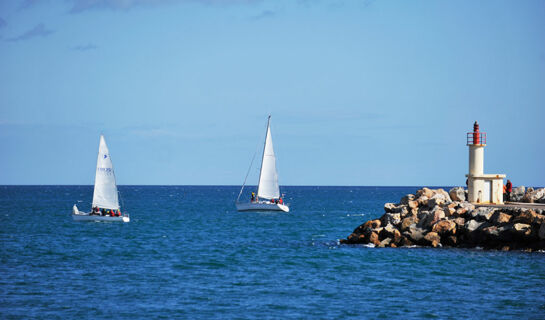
[236,116,289,212]
[72,135,130,222]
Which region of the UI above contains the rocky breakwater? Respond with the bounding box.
[340,187,545,252]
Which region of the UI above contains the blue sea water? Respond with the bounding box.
[1,186,544,319]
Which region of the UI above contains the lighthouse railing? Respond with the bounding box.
[466,132,486,145]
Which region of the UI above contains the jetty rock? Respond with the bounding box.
[510,186,545,203]
[340,187,545,252]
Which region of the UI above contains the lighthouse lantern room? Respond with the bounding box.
[465,121,506,204]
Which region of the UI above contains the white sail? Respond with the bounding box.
[257,117,280,200]
[92,135,120,210]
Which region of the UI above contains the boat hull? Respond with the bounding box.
[236,202,289,212]
[72,205,130,222]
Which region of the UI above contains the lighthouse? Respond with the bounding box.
[466,121,506,204]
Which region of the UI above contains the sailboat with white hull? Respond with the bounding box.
[72,135,130,222]
[236,116,289,212]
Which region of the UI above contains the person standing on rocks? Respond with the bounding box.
[506,180,513,202]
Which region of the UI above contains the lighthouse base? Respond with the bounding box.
[466,174,506,204]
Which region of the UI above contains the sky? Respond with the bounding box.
[0,0,544,186]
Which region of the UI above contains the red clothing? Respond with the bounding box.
[506,181,512,193]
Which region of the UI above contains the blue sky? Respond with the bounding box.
[0,0,544,186]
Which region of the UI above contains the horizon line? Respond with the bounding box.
[2,184,542,189]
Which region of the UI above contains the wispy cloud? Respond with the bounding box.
[67,0,261,13]
[250,9,275,20]
[7,23,54,42]
[129,127,177,138]
[19,0,41,10]
[72,43,98,51]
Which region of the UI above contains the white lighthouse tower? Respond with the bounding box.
[466,121,506,204]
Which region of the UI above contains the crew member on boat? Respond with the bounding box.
[251,192,256,202]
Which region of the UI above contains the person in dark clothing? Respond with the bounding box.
[251,192,255,202]
[506,180,513,202]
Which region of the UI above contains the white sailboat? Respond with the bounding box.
[236,116,289,212]
[72,135,130,222]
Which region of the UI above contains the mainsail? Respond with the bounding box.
[257,116,280,200]
[92,135,120,210]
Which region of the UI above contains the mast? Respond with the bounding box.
[256,115,271,199]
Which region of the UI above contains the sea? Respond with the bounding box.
[1,186,544,319]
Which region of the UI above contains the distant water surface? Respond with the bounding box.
[1,186,544,319]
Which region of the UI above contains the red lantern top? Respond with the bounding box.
[467,121,486,145]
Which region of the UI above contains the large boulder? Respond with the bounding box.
[468,207,495,221]
[432,220,457,236]
[490,211,512,224]
[384,203,397,213]
[417,187,435,199]
[380,224,402,245]
[463,219,488,244]
[513,209,545,225]
[400,215,419,232]
[380,212,402,227]
[378,238,392,248]
[464,219,484,233]
[456,207,470,216]
[408,200,419,209]
[363,219,381,230]
[511,223,533,238]
[384,203,408,215]
[403,224,426,244]
[445,203,457,216]
[449,187,466,202]
[459,202,475,211]
[418,208,445,229]
[399,206,410,217]
[417,195,429,207]
[369,231,381,246]
[428,194,448,208]
[423,232,441,247]
[452,217,466,228]
[523,188,545,204]
[537,188,545,203]
[482,225,500,240]
[435,189,452,202]
[401,194,415,205]
[510,186,525,202]
[399,236,415,247]
[342,232,367,244]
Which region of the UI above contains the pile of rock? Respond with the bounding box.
[340,187,545,252]
[511,186,545,203]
